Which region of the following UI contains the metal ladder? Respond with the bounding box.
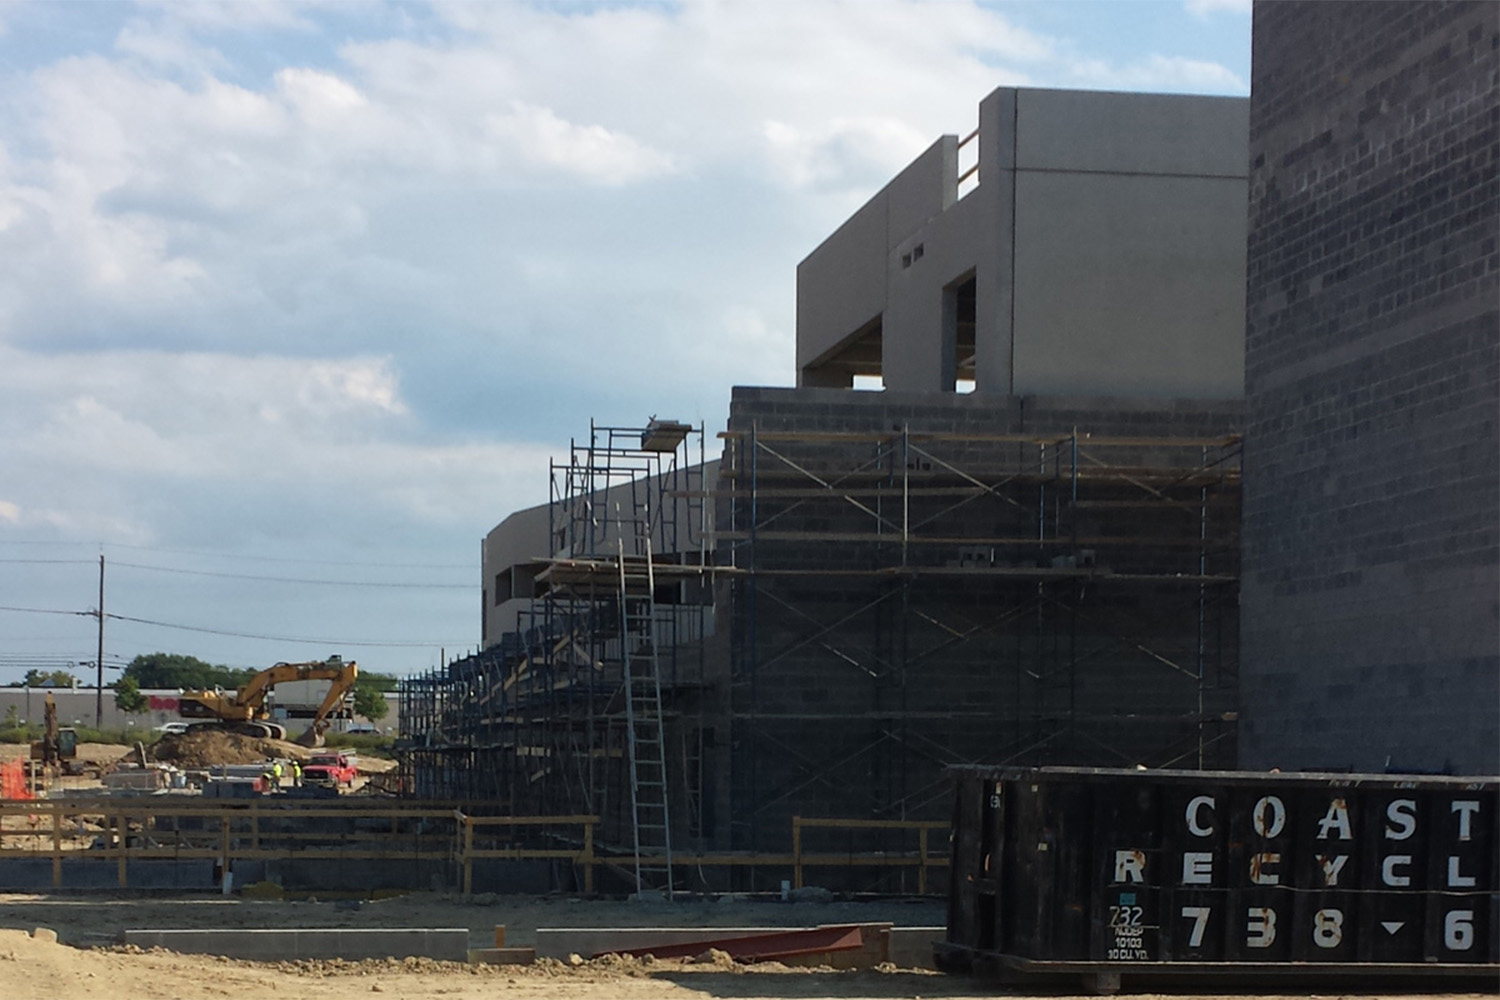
[618,539,674,897]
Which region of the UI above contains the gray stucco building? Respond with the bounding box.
[797,87,1248,399]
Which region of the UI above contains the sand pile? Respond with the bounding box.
[142,730,311,769]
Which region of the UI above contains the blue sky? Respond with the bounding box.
[0,0,1250,685]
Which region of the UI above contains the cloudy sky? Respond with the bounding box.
[0,0,1250,687]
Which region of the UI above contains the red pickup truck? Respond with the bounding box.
[302,753,358,789]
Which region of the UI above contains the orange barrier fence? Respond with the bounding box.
[0,761,31,800]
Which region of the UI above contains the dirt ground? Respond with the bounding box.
[0,741,143,764]
[0,893,1494,1000]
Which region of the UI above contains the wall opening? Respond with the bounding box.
[800,315,882,389]
[944,272,977,391]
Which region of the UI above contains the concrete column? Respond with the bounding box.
[971,88,1016,395]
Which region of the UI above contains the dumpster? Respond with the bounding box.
[938,766,1498,992]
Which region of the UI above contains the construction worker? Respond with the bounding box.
[271,760,284,787]
[291,760,302,787]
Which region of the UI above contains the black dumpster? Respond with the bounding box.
[938,766,1498,992]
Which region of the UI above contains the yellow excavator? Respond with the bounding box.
[177,656,358,747]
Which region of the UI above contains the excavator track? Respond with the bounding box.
[188,721,287,741]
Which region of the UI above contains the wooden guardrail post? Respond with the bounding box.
[457,811,473,896]
[582,818,594,894]
[792,816,803,889]
[918,825,928,895]
[116,812,127,889]
[50,804,62,889]
[219,816,231,893]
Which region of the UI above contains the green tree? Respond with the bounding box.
[122,653,254,691]
[113,675,149,714]
[21,669,78,688]
[352,684,389,722]
[3,705,18,730]
[358,670,399,693]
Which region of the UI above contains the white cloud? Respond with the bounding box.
[135,0,321,34]
[0,346,551,539]
[113,18,229,76]
[276,66,367,116]
[1070,54,1247,94]
[353,1,1042,194]
[762,116,933,192]
[1185,0,1252,17]
[484,101,675,186]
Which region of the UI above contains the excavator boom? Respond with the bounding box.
[178,657,359,742]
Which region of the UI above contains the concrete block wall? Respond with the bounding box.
[719,387,1243,854]
[1240,1,1500,773]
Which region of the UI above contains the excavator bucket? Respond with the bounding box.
[293,727,326,748]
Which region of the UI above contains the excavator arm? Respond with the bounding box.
[293,659,359,747]
[233,659,356,715]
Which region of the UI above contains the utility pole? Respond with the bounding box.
[95,554,105,728]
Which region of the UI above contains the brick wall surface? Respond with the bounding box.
[1241,1,1499,773]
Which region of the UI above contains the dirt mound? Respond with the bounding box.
[143,730,311,769]
[686,948,739,970]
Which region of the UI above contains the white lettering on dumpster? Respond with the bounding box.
[1186,795,1215,836]
[1180,906,1211,948]
[1252,796,1286,838]
[1385,799,1418,840]
[1181,851,1214,885]
[1452,800,1480,841]
[1316,853,1350,886]
[1316,799,1352,840]
[1313,908,1344,948]
[1106,895,1149,961]
[1246,907,1277,948]
[1114,849,1146,883]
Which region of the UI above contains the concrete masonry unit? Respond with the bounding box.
[122,927,470,962]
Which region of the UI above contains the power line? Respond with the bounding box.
[108,561,470,589]
[0,539,471,571]
[104,612,462,648]
[0,588,468,652]
[0,604,92,618]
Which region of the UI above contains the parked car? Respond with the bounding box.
[153,722,190,734]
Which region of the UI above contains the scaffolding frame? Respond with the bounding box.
[400,416,1241,893]
[718,424,1241,860]
[398,421,711,892]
